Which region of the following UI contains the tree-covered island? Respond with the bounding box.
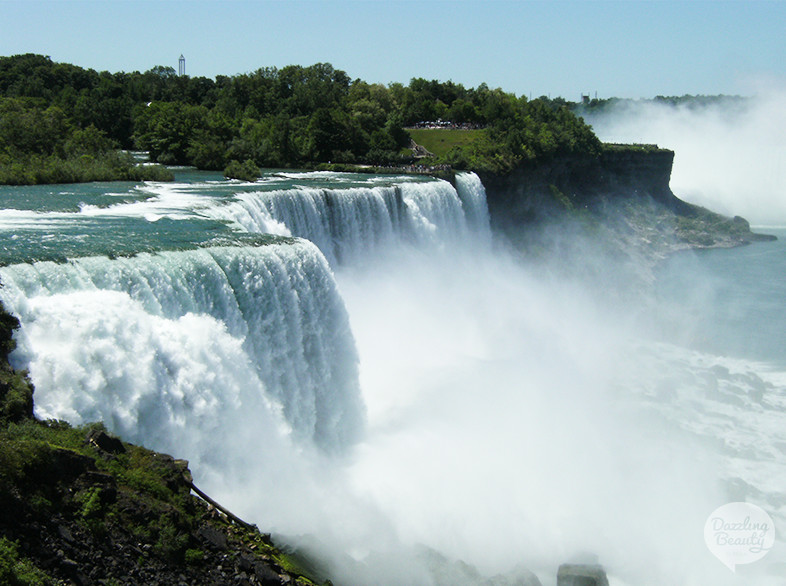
[0,54,602,183]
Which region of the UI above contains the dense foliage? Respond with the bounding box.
[224,158,260,181]
[0,54,603,177]
[0,94,172,184]
[436,95,601,173]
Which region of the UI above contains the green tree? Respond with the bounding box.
[63,125,115,156]
[133,102,208,165]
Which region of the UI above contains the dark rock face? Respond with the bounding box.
[478,149,685,237]
[198,523,229,550]
[596,149,677,204]
[556,563,610,586]
[0,421,317,586]
[86,428,127,455]
[478,148,775,254]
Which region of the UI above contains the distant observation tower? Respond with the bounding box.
[178,54,186,76]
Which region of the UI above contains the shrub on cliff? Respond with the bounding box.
[0,536,50,585]
[0,304,33,424]
[0,304,19,361]
[0,370,33,424]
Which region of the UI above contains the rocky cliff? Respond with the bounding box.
[478,145,773,253]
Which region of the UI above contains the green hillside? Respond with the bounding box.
[407,128,485,158]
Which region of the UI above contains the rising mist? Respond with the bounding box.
[211,235,766,586]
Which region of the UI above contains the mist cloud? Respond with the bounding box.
[221,244,743,586]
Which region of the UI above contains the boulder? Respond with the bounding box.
[254,561,283,584]
[86,429,126,455]
[198,523,228,551]
[556,563,609,586]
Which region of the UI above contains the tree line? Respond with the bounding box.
[0,53,603,181]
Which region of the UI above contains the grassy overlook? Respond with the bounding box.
[0,53,602,182]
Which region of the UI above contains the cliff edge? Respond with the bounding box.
[478,145,775,256]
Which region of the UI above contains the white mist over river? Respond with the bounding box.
[0,167,784,585]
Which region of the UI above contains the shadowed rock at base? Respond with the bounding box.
[557,563,610,586]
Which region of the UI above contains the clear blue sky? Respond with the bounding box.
[1,0,784,99]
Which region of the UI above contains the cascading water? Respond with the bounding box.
[2,168,784,586]
[454,171,492,240]
[0,171,487,464]
[204,172,490,263]
[0,242,363,456]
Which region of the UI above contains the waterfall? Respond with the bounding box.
[0,169,510,581]
[0,171,492,458]
[0,241,363,455]
[454,171,492,239]
[204,185,402,264]
[205,173,491,263]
